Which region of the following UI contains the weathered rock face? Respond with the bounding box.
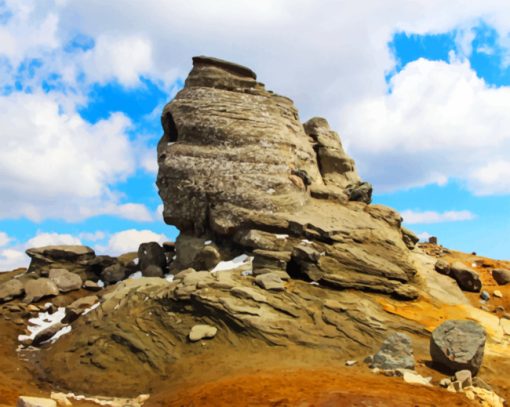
[157,56,417,297]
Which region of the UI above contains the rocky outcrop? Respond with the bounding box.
[430,320,486,375]
[156,56,417,298]
[26,245,96,280]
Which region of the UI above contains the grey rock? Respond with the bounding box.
[24,278,59,303]
[371,332,415,370]
[63,295,98,323]
[189,324,218,342]
[347,181,373,204]
[194,245,221,270]
[450,262,481,292]
[0,279,24,302]
[255,273,285,291]
[49,268,82,293]
[492,268,510,285]
[430,320,486,375]
[480,290,490,301]
[101,263,127,284]
[454,369,473,388]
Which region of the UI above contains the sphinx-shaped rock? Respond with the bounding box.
[157,56,417,297]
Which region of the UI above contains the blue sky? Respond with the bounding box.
[0,1,510,269]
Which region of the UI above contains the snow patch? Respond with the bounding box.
[97,280,105,288]
[82,302,100,316]
[129,271,143,279]
[275,234,288,239]
[18,307,69,344]
[132,257,139,265]
[164,273,174,282]
[204,240,212,245]
[211,254,253,273]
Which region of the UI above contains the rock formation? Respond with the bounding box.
[157,56,418,298]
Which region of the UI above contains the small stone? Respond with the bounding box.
[83,280,102,291]
[17,396,57,407]
[398,369,432,386]
[26,304,39,312]
[345,360,357,366]
[50,393,72,407]
[455,370,473,388]
[439,378,452,388]
[493,290,503,298]
[371,332,415,370]
[480,291,490,301]
[189,324,217,342]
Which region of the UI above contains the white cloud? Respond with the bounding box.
[26,232,82,248]
[342,58,510,194]
[402,209,475,224]
[0,232,10,247]
[98,229,169,255]
[78,231,106,242]
[0,91,153,221]
[0,248,27,272]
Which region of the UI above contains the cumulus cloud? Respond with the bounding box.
[0,232,10,247]
[402,209,476,224]
[343,58,510,194]
[98,229,169,255]
[26,232,82,247]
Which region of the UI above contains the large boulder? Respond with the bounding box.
[24,278,59,303]
[371,332,415,370]
[156,56,417,297]
[492,268,510,285]
[450,262,481,292]
[26,245,96,280]
[138,242,167,275]
[430,320,486,375]
[0,279,24,302]
[101,263,127,284]
[48,268,82,293]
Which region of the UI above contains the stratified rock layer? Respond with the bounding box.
[157,56,417,297]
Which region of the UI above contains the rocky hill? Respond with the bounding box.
[0,57,509,407]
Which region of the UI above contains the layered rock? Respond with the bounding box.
[157,56,417,297]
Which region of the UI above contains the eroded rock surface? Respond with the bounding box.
[157,56,417,297]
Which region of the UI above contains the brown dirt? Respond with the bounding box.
[147,367,476,407]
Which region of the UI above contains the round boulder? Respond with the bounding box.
[0,279,24,302]
[24,278,59,303]
[138,242,167,272]
[492,269,510,285]
[430,320,486,375]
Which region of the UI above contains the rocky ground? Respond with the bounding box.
[1,57,509,406]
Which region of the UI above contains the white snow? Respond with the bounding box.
[300,239,312,245]
[267,188,276,194]
[97,280,105,288]
[129,271,143,279]
[82,302,100,316]
[211,254,253,273]
[64,392,150,407]
[133,257,139,265]
[275,234,288,239]
[43,302,53,310]
[164,274,174,282]
[310,281,320,286]
[172,255,177,260]
[18,307,70,344]
[204,240,212,245]
[167,142,175,146]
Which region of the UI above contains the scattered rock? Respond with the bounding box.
[439,377,452,388]
[189,324,218,342]
[255,273,285,291]
[17,396,57,407]
[450,262,481,292]
[24,278,59,303]
[430,320,486,375]
[493,290,503,298]
[83,280,102,291]
[492,268,510,285]
[50,392,72,407]
[49,268,82,293]
[371,332,415,370]
[480,290,490,301]
[0,279,24,302]
[345,360,357,366]
[138,242,167,273]
[63,295,98,323]
[397,369,432,386]
[101,263,127,284]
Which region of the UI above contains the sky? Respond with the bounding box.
[1,0,510,270]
